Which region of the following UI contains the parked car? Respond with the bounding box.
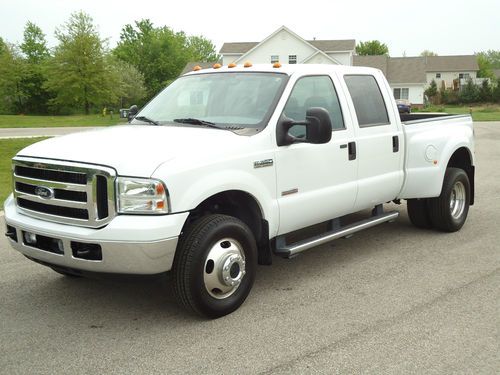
[4,64,474,318]
[396,99,412,113]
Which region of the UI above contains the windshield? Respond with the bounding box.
[132,72,288,129]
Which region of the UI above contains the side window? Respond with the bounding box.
[282,75,345,136]
[344,75,390,127]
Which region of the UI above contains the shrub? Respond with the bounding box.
[459,79,480,104]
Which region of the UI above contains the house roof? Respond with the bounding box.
[354,55,478,84]
[219,39,355,54]
[425,55,479,72]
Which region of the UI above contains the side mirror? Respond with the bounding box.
[128,105,138,122]
[277,107,332,146]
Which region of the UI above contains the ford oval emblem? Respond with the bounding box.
[35,186,54,199]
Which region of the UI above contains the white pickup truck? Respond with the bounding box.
[4,64,475,318]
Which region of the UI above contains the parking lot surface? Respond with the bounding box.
[0,122,498,374]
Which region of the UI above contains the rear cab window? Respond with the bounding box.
[343,75,390,127]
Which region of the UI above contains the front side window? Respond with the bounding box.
[344,75,390,127]
[133,72,288,130]
[282,75,345,136]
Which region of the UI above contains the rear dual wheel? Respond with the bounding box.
[407,167,470,232]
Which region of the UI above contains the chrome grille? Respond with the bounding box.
[12,157,116,228]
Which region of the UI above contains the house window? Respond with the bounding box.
[459,73,470,79]
[393,88,409,100]
[288,55,297,64]
[436,73,441,78]
[271,55,279,63]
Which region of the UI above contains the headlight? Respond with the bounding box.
[116,177,170,214]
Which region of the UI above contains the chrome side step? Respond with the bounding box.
[274,210,399,258]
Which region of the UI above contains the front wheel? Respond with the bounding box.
[428,168,470,232]
[172,214,257,318]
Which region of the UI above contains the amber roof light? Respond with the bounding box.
[192,65,202,71]
[244,61,253,68]
[273,62,282,68]
[213,63,222,69]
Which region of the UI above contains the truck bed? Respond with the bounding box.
[400,113,469,124]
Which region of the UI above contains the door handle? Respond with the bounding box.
[348,142,356,160]
[392,135,399,153]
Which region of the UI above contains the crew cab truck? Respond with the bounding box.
[4,64,475,318]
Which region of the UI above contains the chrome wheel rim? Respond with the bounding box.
[450,181,466,219]
[203,238,246,299]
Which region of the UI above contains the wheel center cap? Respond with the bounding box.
[221,254,246,287]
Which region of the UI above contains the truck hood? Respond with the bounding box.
[17,125,247,176]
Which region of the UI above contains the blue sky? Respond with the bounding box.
[2,0,500,57]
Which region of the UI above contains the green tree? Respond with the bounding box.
[114,20,219,97]
[20,21,51,113]
[478,79,492,102]
[186,35,220,62]
[420,50,438,56]
[45,11,117,114]
[0,42,27,113]
[492,78,500,103]
[355,40,389,56]
[108,57,147,108]
[424,79,438,103]
[459,79,480,103]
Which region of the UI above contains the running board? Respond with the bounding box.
[274,211,399,258]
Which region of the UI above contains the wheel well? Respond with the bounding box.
[447,147,475,205]
[183,190,272,265]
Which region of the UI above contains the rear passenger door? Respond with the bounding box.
[341,74,404,211]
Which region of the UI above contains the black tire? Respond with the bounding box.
[172,214,257,318]
[407,198,432,229]
[428,168,470,232]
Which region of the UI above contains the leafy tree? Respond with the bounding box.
[424,79,438,103]
[19,21,51,113]
[492,78,500,103]
[476,53,494,79]
[459,79,480,104]
[186,35,220,62]
[0,43,27,113]
[114,20,219,97]
[20,21,50,62]
[45,11,117,114]
[108,57,147,108]
[355,40,389,56]
[476,50,500,68]
[478,79,492,102]
[420,50,438,56]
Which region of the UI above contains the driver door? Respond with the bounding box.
[275,75,358,235]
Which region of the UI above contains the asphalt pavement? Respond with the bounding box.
[0,122,498,374]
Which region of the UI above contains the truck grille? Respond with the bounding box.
[12,157,116,228]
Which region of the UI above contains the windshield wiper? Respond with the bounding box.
[173,118,223,129]
[134,116,159,125]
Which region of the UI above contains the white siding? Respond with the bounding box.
[426,71,477,89]
[326,52,352,65]
[234,30,316,64]
[222,54,242,65]
[391,84,424,105]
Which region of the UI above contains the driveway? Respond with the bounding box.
[0,122,498,374]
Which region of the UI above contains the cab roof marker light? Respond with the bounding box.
[244,61,253,68]
[228,63,237,68]
[193,65,202,71]
[273,62,282,68]
[213,63,222,69]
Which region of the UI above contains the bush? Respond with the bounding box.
[441,88,460,105]
[478,80,492,102]
[459,79,480,104]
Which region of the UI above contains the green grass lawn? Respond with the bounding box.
[1,137,48,206]
[0,114,127,128]
[415,104,500,121]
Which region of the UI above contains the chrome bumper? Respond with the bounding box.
[4,195,188,274]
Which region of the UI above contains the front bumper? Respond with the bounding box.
[3,195,189,274]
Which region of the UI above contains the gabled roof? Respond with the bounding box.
[425,55,479,72]
[354,55,479,84]
[219,42,259,54]
[308,39,356,52]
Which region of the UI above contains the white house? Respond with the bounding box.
[183,26,479,106]
[219,26,355,66]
